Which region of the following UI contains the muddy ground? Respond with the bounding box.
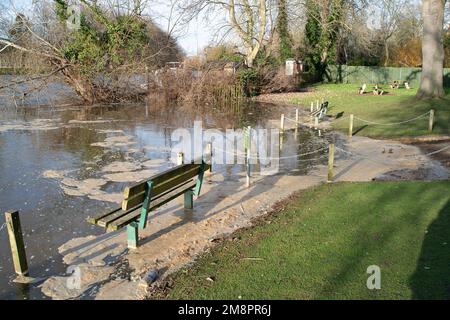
[402,136,450,169]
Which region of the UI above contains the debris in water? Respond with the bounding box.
[144,270,159,284]
[102,162,142,173]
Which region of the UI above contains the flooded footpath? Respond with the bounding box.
[0,101,447,300]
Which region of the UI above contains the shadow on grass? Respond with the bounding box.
[336,112,345,119]
[409,199,450,300]
[352,125,369,136]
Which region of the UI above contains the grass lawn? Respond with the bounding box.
[163,181,450,300]
[290,84,450,138]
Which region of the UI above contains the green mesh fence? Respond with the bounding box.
[325,65,450,88]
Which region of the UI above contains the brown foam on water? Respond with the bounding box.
[0,119,61,132]
[91,135,136,148]
[101,162,142,173]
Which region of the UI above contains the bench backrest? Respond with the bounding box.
[122,163,207,210]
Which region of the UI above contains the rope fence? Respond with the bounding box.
[213,143,449,171]
[283,110,434,127]
[213,146,330,162]
[205,108,448,186]
[210,139,448,174]
[405,145,450,158]
[353,111,431,126]
[167,107,442,185]
[278,100,436,138]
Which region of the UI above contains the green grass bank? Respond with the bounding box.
[290,84,449,138]
[162,181,450,300]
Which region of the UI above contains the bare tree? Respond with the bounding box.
[417,0,446,99]
[373,0,409,67]
[183,0,270,67]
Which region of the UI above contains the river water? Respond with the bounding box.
[0,98,330,299]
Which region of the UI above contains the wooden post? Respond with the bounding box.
[247,126,252,150]
[177,152,184,166]
[206,142,213,173]
[127,222,139,249]
[246,127,251,188]
[280,114,285,133]
[314,116,319,129]
[328,144,335,183]
[295,108,299,126]
[184,190,194,210]
[145,66,150,95]
[429,109,435,132]
[246,148,251,188]
[311,102,314,113]
[316,100,320,111]
[349,114,354,138]
[5,211,29,276]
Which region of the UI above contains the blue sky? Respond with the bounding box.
[0,0,212,55]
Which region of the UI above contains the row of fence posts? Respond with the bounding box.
[281,98,328,134]
[176,106,436,189]
[279,102,330,183]
[299,103,436,180]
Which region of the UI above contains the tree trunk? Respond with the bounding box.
[384,42,389,67]
[246,43,260,68]
[246,52,255,68]
[417,0,445,99]
[60,67,96,104]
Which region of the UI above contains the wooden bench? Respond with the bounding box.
[373,85,384,96]
[358,83,367,95]
[390,80,400,89]
[312,101,329,119]
[87,162,210,249]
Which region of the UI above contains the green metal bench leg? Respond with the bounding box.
[139,181,153,230]
[127,222,139,249]
[184,190,194,210]
[194,162,206,196]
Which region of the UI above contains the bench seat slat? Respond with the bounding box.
[95,179,195,229]
[122,177,195,213]
[124,164,201,198]
[97,206,140,228]
[87,207,122,225]
[122,166,202,210]
[108,181,197,231]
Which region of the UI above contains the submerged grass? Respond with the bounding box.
[163,181,450,300]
